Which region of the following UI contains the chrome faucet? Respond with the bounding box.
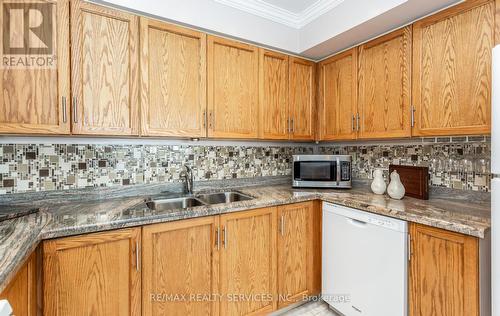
[181,165,194,195]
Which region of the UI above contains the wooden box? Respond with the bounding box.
[388,165,429,200]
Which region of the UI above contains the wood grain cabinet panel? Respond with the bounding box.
[219,207,277,316]
[70,0,139,135]
[410,223,479,316]
[0,0,70,135]
[207,36,259,139]
[259,49,289,140]
[277,202,318,308]
[358,27,412,139]
[318,49,357,141]
[140,18,207,137]
[43,228,141,316]
[412,0,494,136]
[0,252,37,316]
[142,217,219,316]
[289,57,316,141]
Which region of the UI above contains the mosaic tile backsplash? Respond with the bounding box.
[0,137,492,194]
[0,144,312,194]
[319,139,491,192]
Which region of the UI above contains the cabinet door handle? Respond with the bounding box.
[222,226,227,249]
[351,115,355,131]
[203,111,207,129]
[356,113,360,131]
[62,97,67,123]
[280,215,285,236]
[411,105,416,127]
[287,118,291,134]
[215,227,220,250]
[209,112,214,129]
[408,234,412,261]
[291,118,294,133]
[135,240,140,271]
[72,97,78,123]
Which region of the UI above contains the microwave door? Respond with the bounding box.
[294,161,337,182]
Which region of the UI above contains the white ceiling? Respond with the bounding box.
[95,0,463,60]
[262,0,320,14]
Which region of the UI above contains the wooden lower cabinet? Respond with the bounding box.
[38,204,322,315]
[0,251,38,316]
[219,207,277,316]
[409,223,480,316]
[142,216,219,316]
[277,201,320,309]
[43,228,141,316]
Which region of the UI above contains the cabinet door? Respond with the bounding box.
[289,57,316,140]
[43,228,141,316]
[0,0,70,134]
[412,0,493,136]
[358,27,411,139]
[0,252,37,316]
[277,202,314,308]
[140,18,207,137]
[207,36,259,139]
[70,0,139,135]
[318,49,357,141]
[142,216,219,316]
[220,207,277,315]
[409,224,479,316]
[259,49,289,140]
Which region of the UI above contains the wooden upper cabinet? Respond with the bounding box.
[140,18,207,138]
[318,48,357,141]
[412,0,494,136]
[0,0,70,135]
[142,217,219,316]
[207,36,259,139]
[70,0,139,135]
[410,223,479,316]
[259,49,289,140]
[43,228,141,316]
[289,57,316,140]
[219,207,277,315]
[358,27,412,139]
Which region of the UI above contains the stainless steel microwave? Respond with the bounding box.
[292,155,352,189]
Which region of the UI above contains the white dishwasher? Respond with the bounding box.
[322,202,408,316]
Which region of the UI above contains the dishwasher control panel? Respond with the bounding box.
[323,202,408,233]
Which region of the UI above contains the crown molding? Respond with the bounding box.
[214,0,344,29]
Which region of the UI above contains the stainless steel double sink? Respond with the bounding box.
[146,191,254,211]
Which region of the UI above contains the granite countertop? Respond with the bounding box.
[0,178,491,293]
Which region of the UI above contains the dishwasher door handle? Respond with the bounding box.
[347,217,368,228]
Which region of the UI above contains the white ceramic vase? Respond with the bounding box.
[387,170,405,200]
[371,169,386,195]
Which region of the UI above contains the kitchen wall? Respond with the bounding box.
[0,136,491,194]
[0,143,312,194]
[319,136,491,192]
